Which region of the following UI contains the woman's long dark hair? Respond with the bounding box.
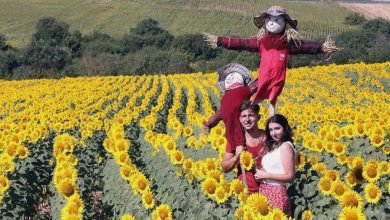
[265,114,294,152]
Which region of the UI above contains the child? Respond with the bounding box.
[203,63,257,150]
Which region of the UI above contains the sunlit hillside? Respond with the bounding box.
[0,0,358,48]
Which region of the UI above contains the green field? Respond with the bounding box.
[0,0,358,48]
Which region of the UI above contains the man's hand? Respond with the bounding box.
[202,125,210,135]
[234,145,244,159]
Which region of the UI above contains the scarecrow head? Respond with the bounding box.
[217,63,253,92]
[254,6,301,43]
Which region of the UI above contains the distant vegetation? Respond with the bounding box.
[0,0,358,48]
[0,16,389,79]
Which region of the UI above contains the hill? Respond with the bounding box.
[0,0,358,48]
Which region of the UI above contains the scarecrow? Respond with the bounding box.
[203,63,257,149]
[204,6,340,117]
[203,63,258,190]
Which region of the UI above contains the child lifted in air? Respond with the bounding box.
[203,63,258,151]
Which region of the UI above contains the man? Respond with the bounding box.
[221,100,266,193]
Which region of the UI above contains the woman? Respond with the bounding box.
[254,114,295,216]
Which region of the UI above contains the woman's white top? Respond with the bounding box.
[261,141,295,186]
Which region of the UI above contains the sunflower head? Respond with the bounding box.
[152,204,172,220]
[240,151,254,171]
[338,206,366,220]
[142,190,155,209]
[214,186,228,204]
[301,210,313,220]
[364,183,381,204]
[362,163,380,183]
[340,190,363,210]
[201,178,217,198]
[318,176,333,196]
[245,193,270,216]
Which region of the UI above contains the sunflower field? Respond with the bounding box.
[0,62,389,220]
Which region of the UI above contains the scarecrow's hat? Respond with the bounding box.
[254,6,298,30]
[217,63,254,91]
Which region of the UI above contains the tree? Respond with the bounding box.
[83,31,122,54]
[122,18,173,53]
[23,39,72,75]
[33,17,70,44]
[171,33,219,60]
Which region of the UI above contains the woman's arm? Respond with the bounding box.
[255,143,295,182]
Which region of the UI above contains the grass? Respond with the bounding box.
[0,0,358,48]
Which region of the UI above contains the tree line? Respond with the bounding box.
[0,15,389,79]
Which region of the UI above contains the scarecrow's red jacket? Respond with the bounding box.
[204,80,258,148]
[217,34,323,104]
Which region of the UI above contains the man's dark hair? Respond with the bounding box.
[240,100,260,114]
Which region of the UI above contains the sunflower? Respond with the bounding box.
[332,142,345,156]
[337,154,347,165]
[234,207,245,219]
[182,126,193,137]
[331,180,347,200]
[0,176,10,192]
[220,179,231,195]
[271,208,288,220]
[362,163,380,183]
[204,158,218,171]
[59,181,76,197]
[240,151,254,171]
[207,170,223,182]
[131,173,149,195]
[114,151,129,166]
[364,183,381,204]
[313,163,327,175]
[325,170,340,181]
[340,190,363,210]
[201,177,217,198]
[370,134,384,147]
[339,206,366,220]
[344,125,355,139]
[17,146,29,159]
[182,158,193,171]
[313,139,324,152]
[383,146,390,155]
[354,122,365,136]
[351,165,365,184]
[163,140,176,152]
[345,171,357,187]
[142,190,155,209]
[120,165,135,180]
[318,176,333,196]
[295,151,305,170]
[170,150,184,165]
[324,141,333,153]
[121,214,135,220]
[301,210,313,220]
[214,186,228,204]
[231,179,246,196]
[5,142,18,157]
[151,204,172,220]
[308,155,318,166]
[245,193,270,216]
[378,161,389,175]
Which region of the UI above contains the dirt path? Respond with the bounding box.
[339,3,390,20]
